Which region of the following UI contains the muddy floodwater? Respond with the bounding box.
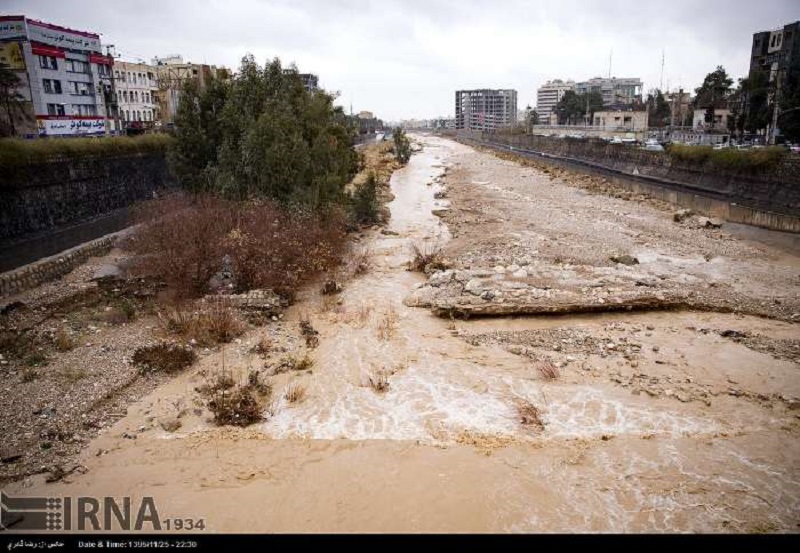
[8,136,800,533]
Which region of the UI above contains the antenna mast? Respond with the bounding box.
[608,49,613,78]
[660,50,665,91]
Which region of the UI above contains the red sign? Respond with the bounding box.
[31,42,65,58]
[89,53,113,65]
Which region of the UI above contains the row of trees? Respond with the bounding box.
[170,55,359,206]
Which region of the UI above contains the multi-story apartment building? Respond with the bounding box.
[0,15,115,136]
[536,79,575,123]
[455,89,517,131]
[748,20,799,141]
[151,54,230,124]
[113,61,159,131]
[575,77,643,107]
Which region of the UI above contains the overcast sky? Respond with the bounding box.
[4,0,799,120]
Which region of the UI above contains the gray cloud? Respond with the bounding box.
[4,0,799,119]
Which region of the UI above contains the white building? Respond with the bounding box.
[0,15,114,136]
[575,77,643,107]
[536,79,575,121]
[455,89,518,130]
[114,61,159,130]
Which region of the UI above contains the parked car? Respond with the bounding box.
[609,136,623,144]
[644,143,664,152]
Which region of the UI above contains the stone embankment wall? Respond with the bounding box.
[0,153,175,243]
[0,235,114,298]
[455,131,800,233]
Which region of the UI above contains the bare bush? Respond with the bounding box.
[160,300,246,346]
[130,195,348,300]
[299,313,320,349]
[408,241,446,273]
[284,382,307,403]
[208,387,263,426]
[251,335,273,355]
[54,328,75,352]
[376,303,398,341]
[132,343,197,374]
[349,247,371,276]
[537,361,560,380]
[271,352,314,374]
[365,368,391,393]
[517,401,545,430]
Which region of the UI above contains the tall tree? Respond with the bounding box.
[695,65,734,110]
[646,89,671,127]
[556,91,603,125]
[0,63,25,137]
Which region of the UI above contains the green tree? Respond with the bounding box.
[695,66,734,110]
[556,91,603,125]
[0,63,25,137]
[170,55,358,206]
[170,78,229,192]
[778,68,800,142]
[352,172,379,224]
[646,89,671,127]
[392,127,411,164]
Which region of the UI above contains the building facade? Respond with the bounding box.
[152,54,229,124]
[0,15,115,137]
[748,20,800,141]
[114,61,159,132]
[536,79,574,122]
[592,110,649,131]
[575,77,643,107]
[455,89,517,131]
[692,109,731,132]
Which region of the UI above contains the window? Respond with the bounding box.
[66,59,89,73]
[97,64,109,77]
[68,81,91,95]
[43,79,53,94]
[136,110,141,121]
[125,110,130,120]
[72,105,97,116]
[115,70,120,79]
[46,103,65,116]
[38,55,58,70]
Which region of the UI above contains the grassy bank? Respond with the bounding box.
[0,134,173,169]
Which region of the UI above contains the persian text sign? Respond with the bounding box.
[0,18,26,41]
[25,19,102,53]
[37,118,106,136]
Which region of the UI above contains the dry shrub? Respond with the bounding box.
[61,366,88,383]
[408,241,445,273]
[132,343,197,374]
[299,313,320,349]
[271,352,314,374]
[129,194,348,300]
[367,370,390,393]
[54,328,75,352]
[208,387,263,426]
[376,303,398,341]
[517,401,545,430]
[537,361,560,380]
[195,373,235,396]
[160,300,246,346]
[129,194,236,298]
[251,335,273,355]
[21,368,38,383]
[284,382,307,403]
[349,247,371,276]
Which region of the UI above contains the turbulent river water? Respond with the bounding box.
[10,135,799,533]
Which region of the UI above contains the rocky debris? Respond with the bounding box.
[405,269,691,317]
[91,264,123,282]
[697,217,723,229]
[432,208,450,218]
[673,209,694,222]
[380,229,400,236]
[610,254,639,266]
[0,450,23,464]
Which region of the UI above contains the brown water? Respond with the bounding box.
[10,136,799,533]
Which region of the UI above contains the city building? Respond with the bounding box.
[299,73,318,92]
[592,109,649,131]
[114,61,159,132]
[455,89,517,131]
[0,15,115,137]
[748,20,800,141]
[575,77,643,107]
[151,54,229,124]
[536,79,575,122]
[665,89,693,127]
[357,111,374,120]
[692,108,731,132]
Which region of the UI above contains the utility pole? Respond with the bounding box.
[660,50,665,92]
[769,69,783,145]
